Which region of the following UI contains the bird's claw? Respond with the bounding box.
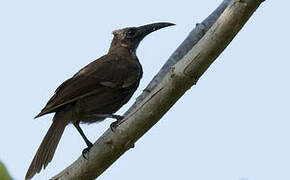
[110,121,118,132]
[82,142,93,160]
[110,115,124,132]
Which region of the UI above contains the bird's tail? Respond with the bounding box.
[25,111,71,180]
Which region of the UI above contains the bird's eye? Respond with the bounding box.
[126,28,137,38]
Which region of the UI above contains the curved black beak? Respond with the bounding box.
[136,22,175,39]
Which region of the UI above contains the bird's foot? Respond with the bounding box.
[110,115,124,132]
[82,142,93,160]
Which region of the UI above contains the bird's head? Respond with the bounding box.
[109,22,175,53]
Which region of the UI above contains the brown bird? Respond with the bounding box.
[25,22,174,180]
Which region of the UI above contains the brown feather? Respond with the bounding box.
[35,53,141,118]
[26,109,72,180]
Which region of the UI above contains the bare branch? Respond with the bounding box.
[51,0,264,179]
[125,0,232,115]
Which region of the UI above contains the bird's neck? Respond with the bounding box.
[108,37,138,54]
[108,45,136,56]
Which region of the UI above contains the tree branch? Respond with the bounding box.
[125,0,232,115]
[51,0,264,179]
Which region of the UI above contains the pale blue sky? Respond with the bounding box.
[0,0,289,180]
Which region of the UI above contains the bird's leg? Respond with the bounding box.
[73,122,93,159]
[91,114,123,120]
[91,114,124,132]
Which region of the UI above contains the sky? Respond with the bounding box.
[0,0,289,180]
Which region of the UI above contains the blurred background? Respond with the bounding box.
[0,0,289,179]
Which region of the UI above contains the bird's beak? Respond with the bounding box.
[136,22,175,38]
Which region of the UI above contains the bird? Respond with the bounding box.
[25,22,174,180]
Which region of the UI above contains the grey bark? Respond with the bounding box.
[125,0,232,115]
[51,0,264,179]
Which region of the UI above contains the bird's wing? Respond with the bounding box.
[35,54,140,118]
